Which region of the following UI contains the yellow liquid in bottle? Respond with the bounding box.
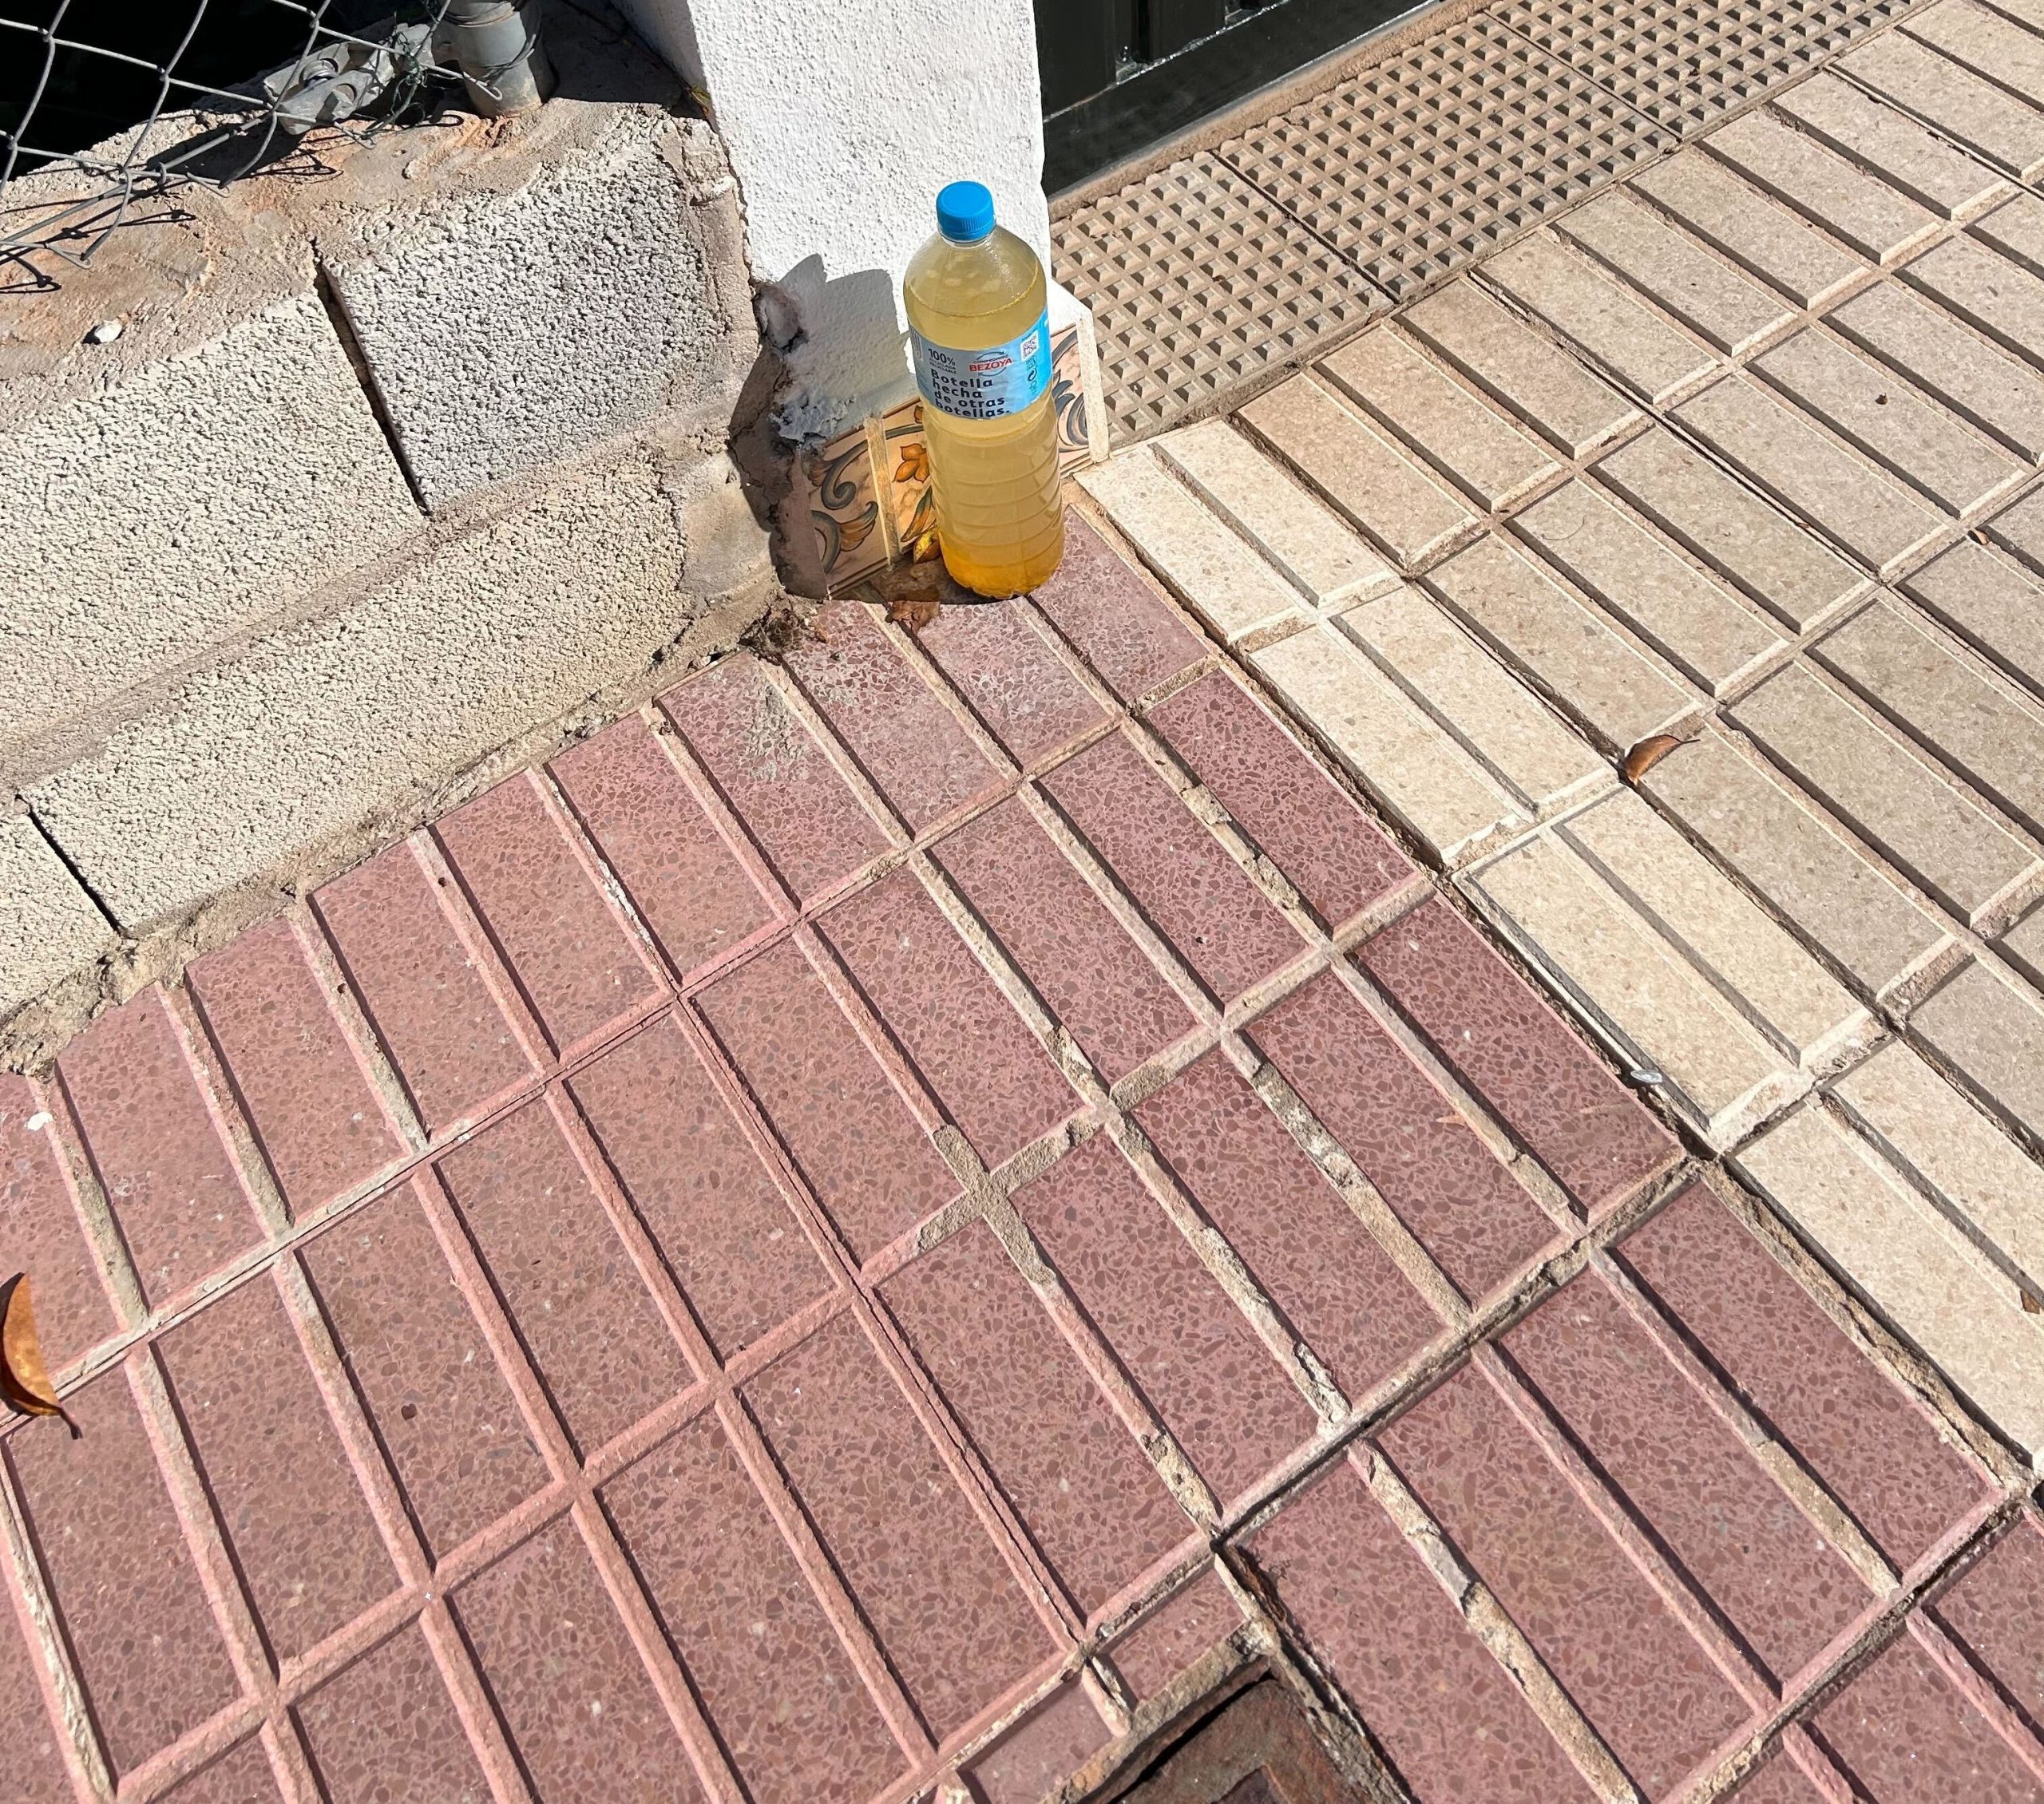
[903,222,1065,597]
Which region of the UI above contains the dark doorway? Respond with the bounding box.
[1033,0,1425,195]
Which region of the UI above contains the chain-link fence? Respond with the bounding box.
[1,0,548,288]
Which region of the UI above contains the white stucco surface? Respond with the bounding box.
[616,0,1052,417]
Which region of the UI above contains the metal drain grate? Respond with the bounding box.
[1055,152,1388,441]
[1053,0,1931,442]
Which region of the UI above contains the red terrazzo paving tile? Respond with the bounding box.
[1247,971,1559,1306]
[0,1592,74,1804]
[1150,672,1414,931]
[696,939,957,1261]
[300,1181,548,1561]
[1931,1515,2044,1735]
[600,1410,905,1804]
[1617,1184,1990,1573]
[821,868,1077,1169]
[660,651,890,907]
[1137,1050,1440,1403]
[963,1680,1111,1804]
[1360,900,1676,1213]
[933,797,1197,1086]
[1380,1363,1750,1800]
[569,1017,831,1363]
[186,917,404,1218]
[436,1100,692,1457]
[915,598,1107,765]
[880,1220,1188,1620]
[1042,732,1303,1004]
[1814,1633,2044,1803]
[1504,1271,1868,1687]
[1246,1460,1597,1804]
[57,991,264,1309]
[5,1370,240,1778]
[434,775,661,1057]
[1014,1135,1316,1506]
[163,1738,283,1802]
[296,1625,491,1804]
[1104,1566,1242,1703]
[550,716,777,981]
[1728,1747,1839,1802]
[312,844,533,1133]
[0,1075,117,1367]
[157,1275,398,1663]
[741,1311,1055,1743]
[1028,515,1206,704]
[454,1517,700,1804]
[784,596,1006,833]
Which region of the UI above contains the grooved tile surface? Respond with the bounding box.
[881,1220,1189,1618]
[296,1627,492,1804]
[742,1313,1056,1741]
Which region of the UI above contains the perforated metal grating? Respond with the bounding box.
[1053,0,1933,441]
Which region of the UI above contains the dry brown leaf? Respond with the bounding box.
[2025,1290,2042,1315]
[1622,734,1682,783]
[910,527,942,564]
[0,1276,78,1438]
[875,559,945,633]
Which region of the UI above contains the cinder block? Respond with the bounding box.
[28,448,770,932]
[0,292,419,762]
[325,113,758,508]
[0,816,116,1015]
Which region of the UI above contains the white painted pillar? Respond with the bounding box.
[616,0,1053,431]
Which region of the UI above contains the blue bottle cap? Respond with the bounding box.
[936,180,996,243]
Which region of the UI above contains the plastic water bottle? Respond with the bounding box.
[903,180,1066,596]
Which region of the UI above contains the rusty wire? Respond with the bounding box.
[0,0,464,287]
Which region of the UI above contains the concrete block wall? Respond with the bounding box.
[0,10,778,1053]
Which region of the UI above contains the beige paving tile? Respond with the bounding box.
[1594,427,1868,631]
[1482,231,1720,404]
[1250,619,1526,864]
[1152,418,1400,608]
[1705,109,1943,265]
[1775,73,2010,219]
[1732,661,2040,922]
[1840,29,2044,184]
[1079,446,1303,646]
[1515,481,1785,696]
[2001,903,2044,987]
[1911,958,2044,1142]
[1644,726,1955,999]
[1828,280,2044,460]
[1674,374,1950,576]
[1735,1102,2044,1455]
[1556,188,1795,354]
[1630,150,1867,309]
[1321,328,1559,510]
[1836,1040,2044,1298]
[1426,532,1700,748]
[1563,789,1871,1067]
[1905,0,2044,129]
[1986,485,2044,569]
[1468,829,1800,1145]
[1814,597,2044,838]
[1970,191,2044,278]
[1753,330,2027,516]
[1334,584,1609,816]
[1906,232,2044,369]
[1240,374,1476,570]
[1402,278,1642,457]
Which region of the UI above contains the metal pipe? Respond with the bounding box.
[441,0,552,115]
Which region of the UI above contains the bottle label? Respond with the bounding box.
[910,311,1052,420]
